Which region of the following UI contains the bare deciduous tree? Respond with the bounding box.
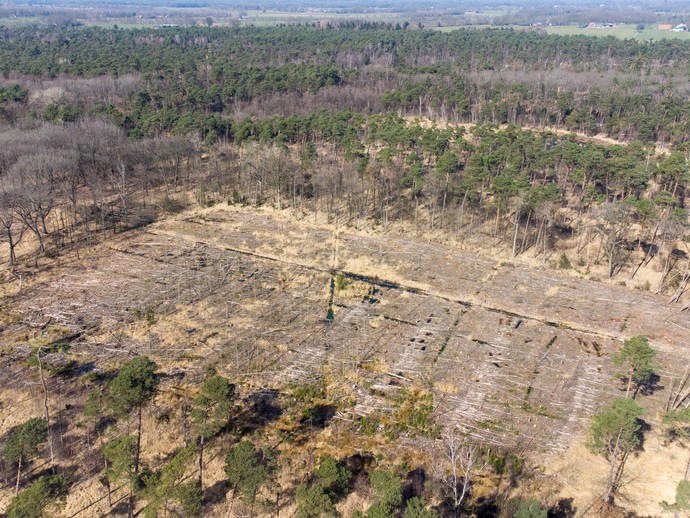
[0,190,26,266]
[433,428,488,515]
[593,201,634,278]
[242,142,294,209]
[7,152,60,254]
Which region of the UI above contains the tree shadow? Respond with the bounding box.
[110,499,130,516]
[234,389,283,435]
[344,452,376,494]
[474,496,499,518]
[635,418,652,453]
[634,373,663,399]
[548,498,576,518]
[203,479,228,507]
[299,404,336,429]
[402,467,426,502]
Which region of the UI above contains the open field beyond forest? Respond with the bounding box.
[0,203,688,515]
[433,24,690,40]
[544,24,690,40]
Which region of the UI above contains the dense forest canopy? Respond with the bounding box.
[2,25,690,145]
[2,25,690,75]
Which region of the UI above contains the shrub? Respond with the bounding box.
[6,475,68,518]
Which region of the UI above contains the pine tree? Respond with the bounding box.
[3,418,48,495]
[5,474,68,518]
[190,372,234,487]
[613,335,657,398]
[225,440,273,511]
[107,356,158,474]
[588,397,644,502]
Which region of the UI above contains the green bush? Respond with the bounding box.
[558,253,572,269]
[225,441,272,506]
[6,475,68,518]
[295,483,337,518]
[403,497,438,518]
[515,498,548,518]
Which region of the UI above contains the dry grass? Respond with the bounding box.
[0,202,686,515]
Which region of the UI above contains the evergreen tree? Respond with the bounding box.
[5,474,68,518]
[3,418,48,494]
[588,397,644,502]
[515,499,548,518]
[190,372,235,487]
[107,356,158,474]
[295,483,338,518]
[225,440,274,509]
[140,445,199,517]
[402,497,438,518]
[295,456,351,517]
[313,456,350,500]
[613,335,657,398]
[103,435,137,518]
[354,470,403,517]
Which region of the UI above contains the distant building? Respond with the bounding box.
[587,22,615,29]
[673,23,688,32]
[658,24,673,30]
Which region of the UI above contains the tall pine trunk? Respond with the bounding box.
[135,407,142,474]
[14,455,21,495]
[198,435,204,488]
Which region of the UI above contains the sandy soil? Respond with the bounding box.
[0,204,687,516]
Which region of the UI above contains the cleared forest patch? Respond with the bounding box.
[0,204,687,514]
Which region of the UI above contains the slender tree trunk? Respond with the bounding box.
[98,430,112,507]
[458,192,468,239]
[135,407,142,474]
[440,190,447,230]
[198,435,204,488]
[6,227,17,266]
[15,455,21,495]
[542,217,548,262]
[37,347,55,474]
[128,478,134,518]
[604,428,624,503]
[535,217,545,257]
[625,369,635,398]
[520,210,532,254]
[511,213,519,259]
[452,459,459,514]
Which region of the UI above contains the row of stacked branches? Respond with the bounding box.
[1,111,689,298]
[1,26,690,144]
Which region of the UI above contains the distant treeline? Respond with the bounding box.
[1,25,690,75]
[1,25,690,145]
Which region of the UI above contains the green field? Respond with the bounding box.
[1,11,689,41]
[545,24,690,40]
[433,23,690,40]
